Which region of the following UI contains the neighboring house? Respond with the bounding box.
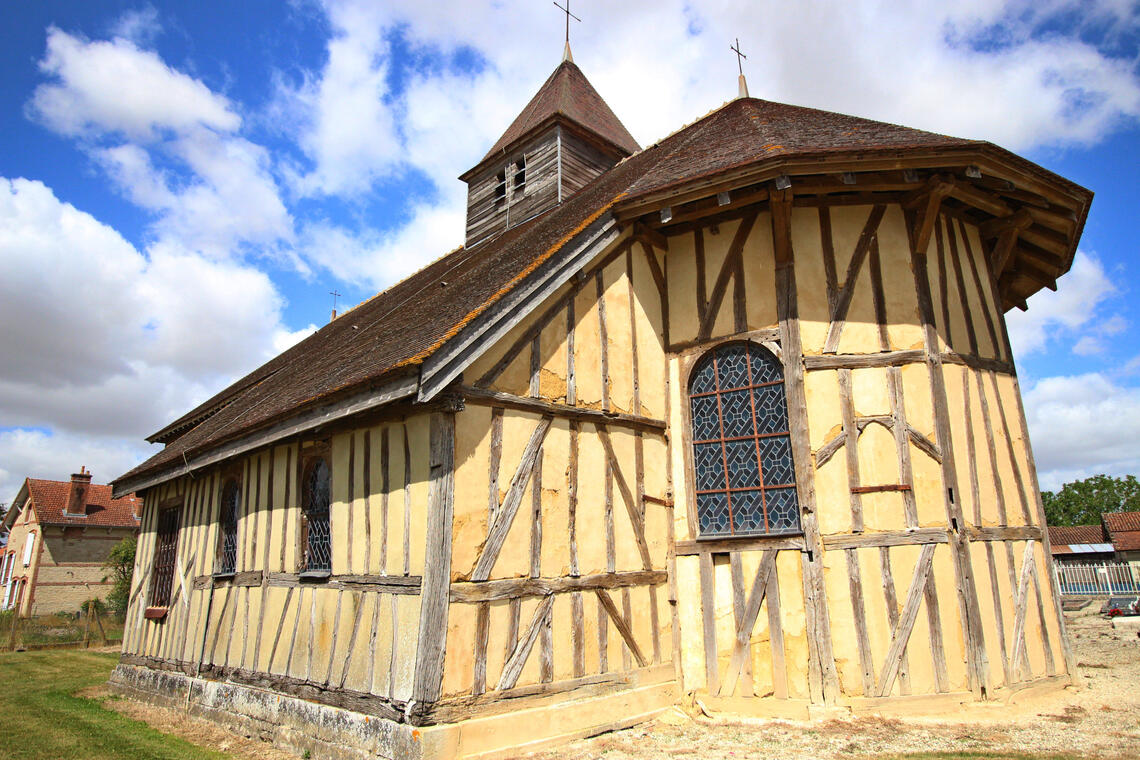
[1048,524,1114,565]
[1102,512,1140,564]
[1050,512,1140,566]
[2,468,141,617]
[109,49,1091,760]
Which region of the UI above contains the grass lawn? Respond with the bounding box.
[0,649,228,760]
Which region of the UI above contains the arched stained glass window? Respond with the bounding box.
[689,342,801,537]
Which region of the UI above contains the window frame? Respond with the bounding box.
[146,500,182,616]
[681,339,803,540]
[214,471,242,577]
[298,441,332,577]
[21,532,35,566]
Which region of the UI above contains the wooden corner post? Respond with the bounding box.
[770,189,840,704]
[412,409,458,706]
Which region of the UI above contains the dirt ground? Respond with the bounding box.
[521,608,1140,760]
[96,610,1140,759]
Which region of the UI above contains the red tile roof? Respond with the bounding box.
[1048,524,1107,546]
[1104,511,1140,551]
[480,60,640,163]
[27,478,140,528]
[116,83,1092,492]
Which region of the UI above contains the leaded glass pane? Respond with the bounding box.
[732,490,767,534]
[753,384,789,435]
[758,435,795,486]
[697,492,731,535]
[716,345,750,390]
[690,395,721,441]
[217,479,239,574]
[693,443,726,491]
[302,457,331,572]
[724,439,760,489]
[750,348,783,385]
[690,361,717,395]
[720,390,754,438]
[764,488,801,533]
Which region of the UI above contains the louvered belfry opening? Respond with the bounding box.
[689,342,801,537]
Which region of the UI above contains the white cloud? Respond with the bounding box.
[278,1,403,198]
[31,28,293,260]
[1006,252,1115,355]
[1023,373,1140,491]
[0,428,154,505]
[0,177,294,448]
[110,6,162,46]
[29,26,238,140]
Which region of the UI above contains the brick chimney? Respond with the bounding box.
[66,466,92,517]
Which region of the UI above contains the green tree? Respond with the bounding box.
[1041,474,1140,526]
[102,536,136,616]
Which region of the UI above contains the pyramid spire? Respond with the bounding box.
[476,59,640,163]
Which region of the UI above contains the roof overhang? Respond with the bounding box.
[2,482,29,531]
[112,373,418,498]
[613,143,1091,311]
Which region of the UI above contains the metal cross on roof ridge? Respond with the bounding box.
[553,0,581,43]
[731,37,747,76]
[329,290,341,311]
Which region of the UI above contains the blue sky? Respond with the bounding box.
[1,0,1138,499]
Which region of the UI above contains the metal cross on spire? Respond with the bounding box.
[731,38,750,99]
[731,38,747,75]
[553,0,580,62]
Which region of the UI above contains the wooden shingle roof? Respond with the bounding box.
[116,94,1092,493]
[479,60,640,163]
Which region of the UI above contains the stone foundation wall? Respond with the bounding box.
[108,663,440,760]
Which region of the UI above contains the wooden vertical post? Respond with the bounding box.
[771,190,839,704]
[412,409,457,705]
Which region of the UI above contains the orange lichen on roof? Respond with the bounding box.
[395,194,627,369]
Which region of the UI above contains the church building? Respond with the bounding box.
[110,43,1092,760]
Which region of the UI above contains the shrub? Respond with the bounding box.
[102,536,136,616]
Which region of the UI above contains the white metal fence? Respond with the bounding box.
[1054,561,1140,597]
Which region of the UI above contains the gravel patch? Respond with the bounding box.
[519,610,1140,760]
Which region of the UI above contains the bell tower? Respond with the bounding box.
[460,55,639,247]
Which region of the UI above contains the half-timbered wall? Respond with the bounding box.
[446,233,675,724]
[121,416,434,717]
[661,202,1070,707]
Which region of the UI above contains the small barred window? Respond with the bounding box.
[216,478,240,575]
[149,506,181,607]
[689,342,801,537]
[300,455,331,572]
